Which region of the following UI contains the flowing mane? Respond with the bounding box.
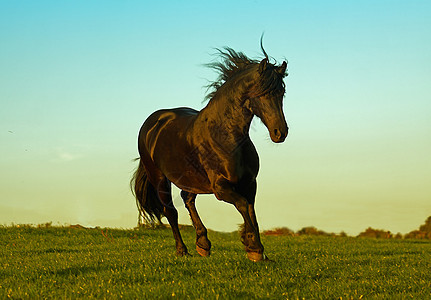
[204,47,288,102]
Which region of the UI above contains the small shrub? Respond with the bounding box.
[263,227,294,236]
[357,227,392,239]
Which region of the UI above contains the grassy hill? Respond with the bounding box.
[1,225,430,299]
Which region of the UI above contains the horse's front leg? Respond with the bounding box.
[242,180,260,234]
[213,179,266,262]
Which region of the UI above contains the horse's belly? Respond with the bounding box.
[168,169,213,194]
[156,154,212,194]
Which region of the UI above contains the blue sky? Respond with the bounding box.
[1,1,430,235]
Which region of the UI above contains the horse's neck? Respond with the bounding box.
[199,92,253,140]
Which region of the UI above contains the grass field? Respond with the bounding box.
[1,225,430,299]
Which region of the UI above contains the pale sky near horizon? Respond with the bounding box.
[1,1,430,235]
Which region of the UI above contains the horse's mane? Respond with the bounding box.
[204,46,287,102]
[204,48,256,101]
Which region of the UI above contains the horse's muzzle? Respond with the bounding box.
[271,127,288,143]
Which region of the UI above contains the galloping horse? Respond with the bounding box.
[131,43,288,261]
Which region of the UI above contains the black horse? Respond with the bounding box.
[131,43,288,261]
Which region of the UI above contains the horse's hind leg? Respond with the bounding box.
[156,177,188,256]
[181,191,211,257]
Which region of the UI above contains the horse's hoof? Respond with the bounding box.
[247,252,268,262]
[176,250,190,257]
[196,245,211,257]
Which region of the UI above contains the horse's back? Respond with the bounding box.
[144,107,198,126]
[138,107,198,162]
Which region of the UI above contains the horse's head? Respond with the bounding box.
[245,59,288,143]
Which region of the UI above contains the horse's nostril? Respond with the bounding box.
[274,129,280,138]
[272,128,287,143]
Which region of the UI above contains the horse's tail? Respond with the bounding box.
[131,158,164,225]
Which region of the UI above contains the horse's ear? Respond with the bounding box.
[259,58,268,74]
[277,61,287,76]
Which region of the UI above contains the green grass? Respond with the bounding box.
[1,225,430,299]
